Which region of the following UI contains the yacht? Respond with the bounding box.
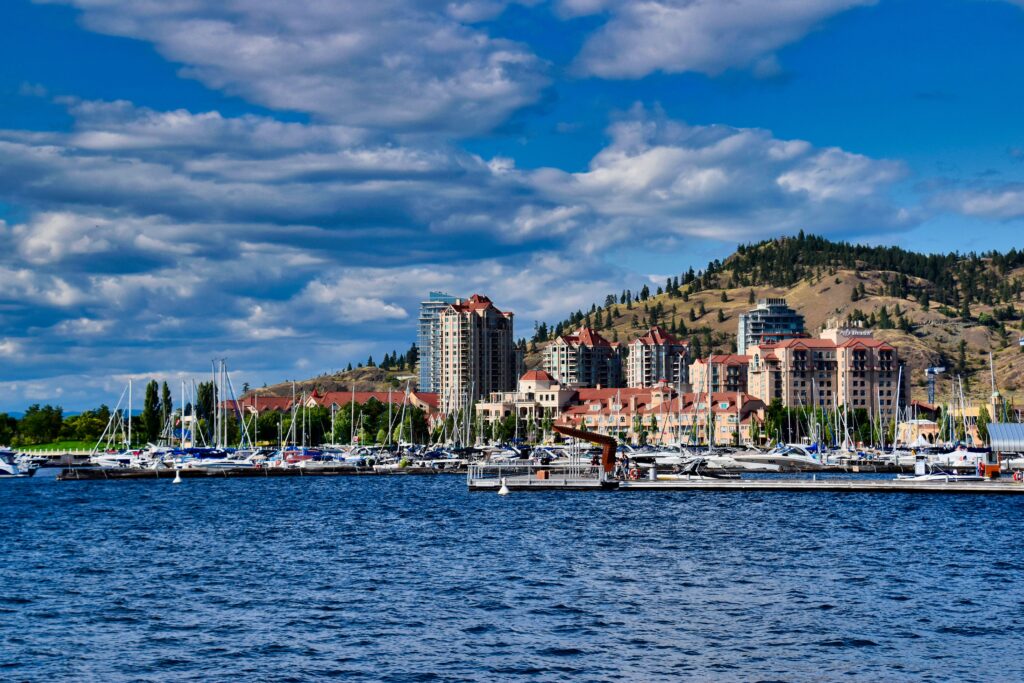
[1,448,35,477]
[733,443,825,471]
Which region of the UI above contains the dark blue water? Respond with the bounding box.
[4,473,1024,682]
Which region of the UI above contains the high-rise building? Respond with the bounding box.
[543,326,622,388]
[747,328,904,420]
[418,291,458,393]
[439,294,516,413]
[690,354,750,394]
[737,298,806,355]
[625,326,689,388]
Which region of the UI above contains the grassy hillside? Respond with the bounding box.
[251,366,418,398]
[529,235,1024,405]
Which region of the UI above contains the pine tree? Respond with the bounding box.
[160,382,173,433]
[141,380,161,442]
[977,405,991,445]
[748,289,755,304]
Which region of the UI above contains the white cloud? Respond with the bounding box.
[938,183,1024,220]
[0,339,22,358]
[515,106,908,250]
[564,0,874,78]
[0,97,913,410]
[42,0,548,134]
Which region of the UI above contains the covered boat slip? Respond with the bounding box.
[989,423,1024,453]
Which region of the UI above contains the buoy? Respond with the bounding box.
[497,477,510,496]
[172,468,182,484]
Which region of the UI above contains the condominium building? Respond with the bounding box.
[438,294,516,413]
[690,354,750,394]
[747,328,904,418]
[417,291,459,393]
[556,387,766,446]
[543,326,622,388]
[625,326,689,388]
[737,298,806,355]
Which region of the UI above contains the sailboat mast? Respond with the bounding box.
[127,378,133,448]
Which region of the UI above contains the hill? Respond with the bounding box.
[528,233,1024,405]
[250,365,418,398]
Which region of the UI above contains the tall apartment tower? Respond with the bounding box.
[737,298,806,355]
[418,291,459,393]
[438,294,516,413]
[625,326,689,388]
[543,326,622,388]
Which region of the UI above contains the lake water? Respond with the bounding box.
[3,472,1024,682]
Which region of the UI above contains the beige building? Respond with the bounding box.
[556,386,765,446]
[625,326,689,388]
[747,328,903,419]
[475,370,577,424]
[439,294,516,413]
[543,326,622,388]
[690,354,750,394]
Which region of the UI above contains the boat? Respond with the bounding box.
[896,455,983,482]
[732,443,825,471]
[1,448,35,477]
[650,458,741,480]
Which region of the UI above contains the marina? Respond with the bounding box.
[6,470,1024,682]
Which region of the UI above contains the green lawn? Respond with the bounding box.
[18,440,97,451]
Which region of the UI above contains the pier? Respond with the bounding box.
[466,462,1024,495]
[56,466,460,481]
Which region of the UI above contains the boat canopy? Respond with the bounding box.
[988,423,1024,452]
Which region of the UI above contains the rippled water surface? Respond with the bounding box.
[3,473,1024,682]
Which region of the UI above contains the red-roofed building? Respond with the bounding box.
[439,294,516,413]
[542,326,623,388]
[555,386,765,446]
[747,326,904,419]
[307,390,440,416]
[475,370,579,427]
[690,354,751,394]
[221,395,294,416]
[474,371,767,446]
[625,326,689,388]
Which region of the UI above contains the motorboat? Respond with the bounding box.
[0,449,35,477]
[732,443,825,471]
[896,454,983,482]
[650,458,741,480]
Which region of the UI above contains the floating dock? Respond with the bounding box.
[618,478,1024,494]
[469,474,1024,494]
[57,466,459,481]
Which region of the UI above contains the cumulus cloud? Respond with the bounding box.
[506,106,909,250]
[563,0,874,78]
[40,0,548,134]
[0,98,912,409]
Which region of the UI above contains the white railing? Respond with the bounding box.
[467,462,602,484]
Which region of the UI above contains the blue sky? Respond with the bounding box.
[2,0,1024,410]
